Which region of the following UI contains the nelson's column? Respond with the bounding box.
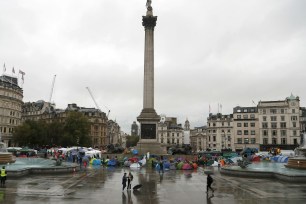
[136,0,166,154]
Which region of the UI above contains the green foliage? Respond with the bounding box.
[13,111,91,147]
[126,135,139,148]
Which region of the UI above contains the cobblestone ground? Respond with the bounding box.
[0,166,306,204]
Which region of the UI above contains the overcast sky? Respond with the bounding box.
[1,0,306,133]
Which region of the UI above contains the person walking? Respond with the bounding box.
[0,166,7,187]
[127,172,133,190]
[122,173,127,191]
[159,159,164,174]
[206,174,214,193]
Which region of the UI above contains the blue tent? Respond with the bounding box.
[107,159,117,166]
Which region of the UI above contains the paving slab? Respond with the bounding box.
[0,166,306,203]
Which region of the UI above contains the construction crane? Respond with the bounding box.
[86,87,110,118]
[49,75,57,103]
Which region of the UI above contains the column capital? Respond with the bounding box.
[142,16,157,30]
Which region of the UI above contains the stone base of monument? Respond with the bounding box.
[136,141,167,155]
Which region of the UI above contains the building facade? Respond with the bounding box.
[300,107,306,137]
[207,113,234,151]
[107,119,121,145]
[233,106,259,152]
[157,116,184,146]
[190,126,207,152]
[258,95,300,151]
[0,75,23,146]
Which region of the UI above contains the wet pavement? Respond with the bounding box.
[1,166,306,204]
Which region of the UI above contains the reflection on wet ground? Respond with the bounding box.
[0,166,306,203]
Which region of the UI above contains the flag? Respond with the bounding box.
[3,63,6,72]
[12,67,15,73]
[19,70,25,75]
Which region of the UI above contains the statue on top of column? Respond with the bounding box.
[146,0,152,9]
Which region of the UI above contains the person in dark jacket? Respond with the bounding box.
[122,173,127,191]
[206,174,214,193]
[127,172,133,190]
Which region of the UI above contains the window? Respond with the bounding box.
[237,138,242,144]
[244,123,248,127]
[271,123,277,129]
[263,109,266,114]
[251,138,256,144]
[291,116,298,121]
[243,115,248,119]
[262,123,268,128]
[292,109,295,114]
[227,129,231,133]
[281,109,284,114]
[271,116,277,121]
[270,109,277,114]
[293,130,297,136]
[280,122,286,128]
[177,133,180,137]
[227,136,231,141]
[237,130,242,135]
[244,130,249,135]
[250,114,255,119]
[281,130,287,137]
[263,138,268,145]
[213,136,216,141]
[281,116,285,121]
[213,123,216,127]
[228,122,230,126]
[272,130,277,136]
[293,122,296,128]
[161,138,164,143]
[237,115,241,119]
[281,138,286,145]
[272,138,277,145]
[222,122,224,126]
[250,123,255,127]
[244,138,249,144]
[209,136,211,142]
[251,130,255,135]
[237,123,241,127]
[294,139,298,145]
[263,116,267,121]
[177,139,179,144]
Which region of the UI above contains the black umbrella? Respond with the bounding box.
[133,184,142,190]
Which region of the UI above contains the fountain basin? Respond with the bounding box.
[285,157,306,169]
[4,158,78,177]
[221,162,306,183]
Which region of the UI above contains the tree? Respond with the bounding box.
[62,111,91,146]
[126,135,139,148]
[13,120,48,147]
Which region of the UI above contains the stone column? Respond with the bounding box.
[136,4,165,155]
